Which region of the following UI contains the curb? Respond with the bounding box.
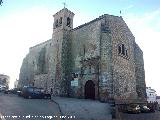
[50,97,65,120]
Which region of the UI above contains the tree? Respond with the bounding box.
[0,0,3,6]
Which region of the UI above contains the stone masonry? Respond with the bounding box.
[18,8,146,102]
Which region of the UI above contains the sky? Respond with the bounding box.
[0,0,160,95]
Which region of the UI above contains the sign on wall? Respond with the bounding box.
[71,78,78,86]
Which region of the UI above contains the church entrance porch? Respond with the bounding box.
[85,80,95,100]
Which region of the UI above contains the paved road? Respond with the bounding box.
[0,93,60,120]
[52,96,112,120]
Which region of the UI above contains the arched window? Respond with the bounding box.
[118,45,121,54]
[122,44,125,55]
[55,19,58,27]
[118,44,128,58]
[67,17,71,27]
[83,45,86,56]
[59,17,62,25]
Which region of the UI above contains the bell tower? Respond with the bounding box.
[53,8,74,34]
[52,8,74,96]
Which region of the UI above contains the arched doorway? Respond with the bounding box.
[85,80,95,100]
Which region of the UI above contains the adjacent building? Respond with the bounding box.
[146,87,157,103]
[14,79,19,88]
[0,74,9,90]
[156,96,160,105]
[18,8,146,102]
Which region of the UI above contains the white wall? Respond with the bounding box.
[146,87,157,103]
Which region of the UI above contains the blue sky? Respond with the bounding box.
[0,0,160,95]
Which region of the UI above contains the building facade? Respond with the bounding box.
[156,96,160,105]
[146,87,157,103]
[14,79,19,88]
[0,74,9,90]
[18,8,146,102]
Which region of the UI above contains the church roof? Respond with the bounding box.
[29,39,52,50]
[72,14,120,31]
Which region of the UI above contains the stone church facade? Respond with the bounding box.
[18,8,146,102]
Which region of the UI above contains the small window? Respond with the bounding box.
[83,45,86,56]
[89,65,91,74]
[2,79,6,83]
[59,17,62,25]
[124,87,127,92]
[122,44,125,55]
[50,88,53,94]
[55,19,58,27]
[72,73,78,78]
[118,45,121,54]
[67,17,71,27]
[125,49,128,56]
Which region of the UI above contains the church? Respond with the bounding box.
[18,8,146,102]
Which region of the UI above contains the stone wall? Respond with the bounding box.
[34,74,53,93]
[134,43,146,100]
[99,16,113,101]
[71,19,101,99]
[18,55,34,88]
[18,39,55,92]
[108,16,137,100]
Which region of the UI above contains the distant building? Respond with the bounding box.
[0,74,10,90]
[146,87,157,103]
[14,79,19,88]
[156,96,160,105]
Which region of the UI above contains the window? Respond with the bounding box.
[72,73,78,78]
[50,88,53,94]
[125,49,128,56]
[83,45,86,56]
[59,17,62,25]
[118,45,121,54]
[2,79,6,83]
[55,19,58,27]
[89,65,91,74]
[67,17,71,27]
[124,87,128,92]
[122,44,125,55]
[118,44,128,58]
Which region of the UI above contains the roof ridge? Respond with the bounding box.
[72,14,120,31]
